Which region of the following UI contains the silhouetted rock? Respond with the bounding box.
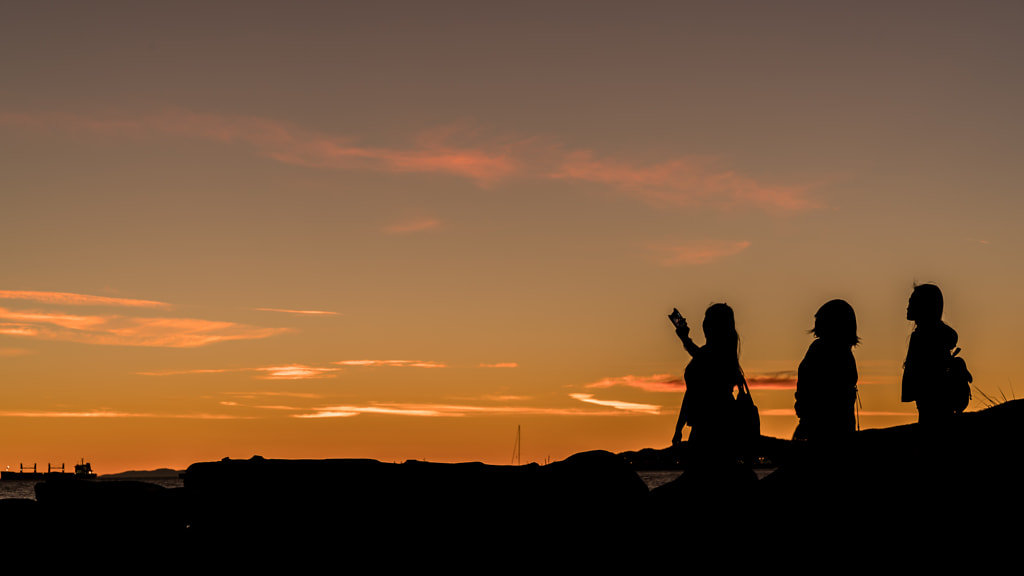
[183,449,648,557]
[6,400,1023,562]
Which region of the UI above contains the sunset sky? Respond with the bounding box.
[2,2,1022,473]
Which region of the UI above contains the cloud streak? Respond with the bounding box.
[648,240,752,266]
[333,360,447,368]
[0,409,247,419]
[0,290,287,348]
[253,308,340,316]
[292,398,662,419]
[1,110,816,212]
[139,364,339,380]
[568,393,661,414]
[584,371,797,392]
[555,152,814,211]
[0,308,287,348]
[584,374,685,393]
[0,290,171,308]
[255,365,340,380]
[746,371,798,390]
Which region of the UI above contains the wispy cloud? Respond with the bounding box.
[0,290,171,308]
[255,365,340,380]
[480,394,530,401]
[139,364,339,380]
[333,360,447,368]
[584,371,796,392]
[480,362,518,368]
[0,110,517,186]
[0,409,247,419]
[253,308,340,316]
[648,240,752,266]
[1,110,816,212]
[568,393,661,414]
[746,371,798,389]
[0,308,287,348]
[555,152,815,211]
[383,218,441,234]
[137,368,236,376]
[225,391,324,399]
[584,374,685,393]
[0,290,287,348]
[292,398,661,419]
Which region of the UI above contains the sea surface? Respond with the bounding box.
[1,471,773,499]
[637,467,776,490]
[0,477,185,500]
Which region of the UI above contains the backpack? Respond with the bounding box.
[946,347,973,414]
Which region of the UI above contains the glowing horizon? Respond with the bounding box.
[2,2,1022,473]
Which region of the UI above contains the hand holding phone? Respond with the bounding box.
[668,308,690,340]
[668,308,686,328]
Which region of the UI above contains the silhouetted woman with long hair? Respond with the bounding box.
[671,303,745,462]
[793,299,859,443]
[902,283,958,424]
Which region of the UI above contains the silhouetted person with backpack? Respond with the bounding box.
[902,283,961,424]
[670,303,747,465]
[793,299,859,443]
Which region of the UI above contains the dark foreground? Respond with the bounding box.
[3,400,1022,566]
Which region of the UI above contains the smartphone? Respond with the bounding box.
[668,308,685,328]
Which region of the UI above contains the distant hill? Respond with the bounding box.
[99,468,183,480]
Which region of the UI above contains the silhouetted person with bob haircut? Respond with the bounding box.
[902,283,959,424]
[671,303,746,464]
[793,299,860,443]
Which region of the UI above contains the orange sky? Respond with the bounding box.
[2,2,1023,473]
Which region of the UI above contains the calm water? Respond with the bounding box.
[0,477,185,500]
[637,467,777,490]
[2,472,773,499]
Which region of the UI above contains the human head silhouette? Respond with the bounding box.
[813,299,860,347]
[702,303,738,349]
[907,283,943,324]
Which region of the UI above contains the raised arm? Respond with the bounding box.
[675,319,700,358]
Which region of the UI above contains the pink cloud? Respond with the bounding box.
[649,240,752,266]
[137,368,236,376]
[139,365,338,380]
[253,308,340,316]
[584,371,796,392]
[0,307,287,348]
[555,151,815,211]
[746,371,798,390]
[0,290,171,308]
[584,374,685,393]
[480,362,518,368]
[333,360,447,368]
[254,365,340,380]
[0,110,516,186]
[0,409,247,419]
[1,110,816,212]
[291,401,641,419]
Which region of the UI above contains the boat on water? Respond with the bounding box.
[0,460,97,481]
[74,460,97,480]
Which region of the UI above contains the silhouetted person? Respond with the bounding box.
[670,303,745,465]
[902,283,959,424]
[793,299,859,443]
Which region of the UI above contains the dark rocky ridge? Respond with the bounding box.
[3,399,1021,564]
